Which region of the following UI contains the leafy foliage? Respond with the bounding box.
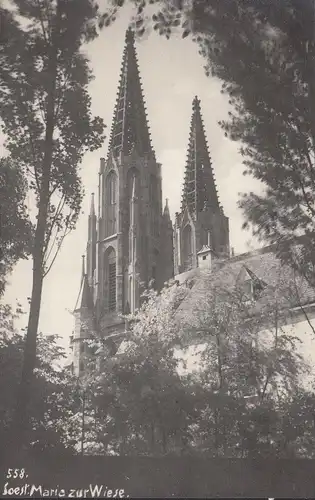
[2,264,315,458]
[0,0,106,444]
[0,157,33,295]
[1,0,105,276]
[76,265,315,458]
[0,304,80,455]
[79,281,196,455]
[178,264,311,457]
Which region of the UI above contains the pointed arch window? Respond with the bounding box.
[104,247,117,312]
[106,171,117,236]
[108,248,116,312]
[182,224,192,271]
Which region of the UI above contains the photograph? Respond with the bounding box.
[1,0,315,497]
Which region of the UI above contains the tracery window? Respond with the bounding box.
[106,171,117,235]
[104,247,117,312]
[108,248,116,312]
[182,224,192,271]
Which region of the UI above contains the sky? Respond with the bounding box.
[3,2,262,353]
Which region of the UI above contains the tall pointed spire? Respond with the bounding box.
[74,254,93,311]
[107,28,155,159]
[181,96,222,216]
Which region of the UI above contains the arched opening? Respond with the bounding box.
[182,224,192,271]
[104,247,116,312]
[105,170,117,236]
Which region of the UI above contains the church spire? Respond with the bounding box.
[107,28,155,159]
[181,96,222,216]
[74,255,93,311]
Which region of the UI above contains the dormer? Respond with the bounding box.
[197,244,212,269]
[241,265,267,302]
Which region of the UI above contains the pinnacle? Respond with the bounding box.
[125,27,135,44]
[164,198,171,218]
[90,192,95,216]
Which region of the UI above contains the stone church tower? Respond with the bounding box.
[71,29,173,376]
[174,96,230,277]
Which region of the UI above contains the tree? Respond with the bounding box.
[0,157,33,295]
[79,280,198,456]
[1,0,105,446]
[179,259,312,457]
[76,263,315,458]
[0,304,81,460]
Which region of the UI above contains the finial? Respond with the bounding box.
[100,157,105,174]
[81,254,85,279]
[125,27,135,44]
[207,231,211,248]
[90,192,95,215]
[164,198,170,218]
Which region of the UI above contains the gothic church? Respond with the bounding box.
[71,29,230,376]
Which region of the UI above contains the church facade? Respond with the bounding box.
[70,29,231,376]
[71,27,315,381]
[70,29,315,379]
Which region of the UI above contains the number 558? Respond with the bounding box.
[6,469,26,479]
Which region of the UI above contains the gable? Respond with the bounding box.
[181,205,195,228]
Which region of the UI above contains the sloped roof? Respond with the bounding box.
[177,245,315,312]
[222,248,315,306]
[74,274,94,312]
